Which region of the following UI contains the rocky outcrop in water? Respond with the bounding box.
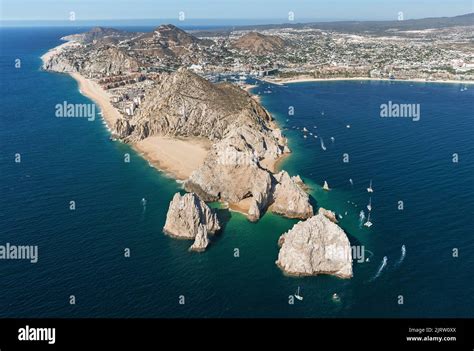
[276,214,353,278]
[189,224,210,252]
[271,171,313,219]
[318,207,338,223]
[163,192,220,239]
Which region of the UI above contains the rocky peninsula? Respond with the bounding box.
[42,25,352,277]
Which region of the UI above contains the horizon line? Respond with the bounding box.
[1,12,471,23]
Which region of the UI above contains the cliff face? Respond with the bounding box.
[163,192,220,240]
[271,171,314,219]
[276,214,353,279]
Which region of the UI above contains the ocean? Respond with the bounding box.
[0,27,473,318]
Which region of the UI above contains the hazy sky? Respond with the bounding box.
[1,0,472,21]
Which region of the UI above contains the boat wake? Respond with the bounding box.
[394,245,406,268]
[320,138,327,151]
[369,256,388,282]
[358,210,366,227]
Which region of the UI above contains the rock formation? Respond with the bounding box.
[116,68,279,143]
[276,214,353,278]
[43,29,313,223]
[271,171,313,219]
[318,207,338,223]
[189,224,209,252]
[163,192,220,239]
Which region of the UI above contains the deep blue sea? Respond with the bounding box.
[1,27,473,317]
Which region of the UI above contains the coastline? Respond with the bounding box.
[69,72,212,180]
[69,72,122,129]
[44,56,287,182]
[262,76,474,85]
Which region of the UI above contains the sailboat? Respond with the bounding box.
[364,212,373,227]
[367,180,374,193]
[294,286,303,301]
[367,197,372,211]
[323,181,330,191]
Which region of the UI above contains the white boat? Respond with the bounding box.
[346,124,351,128]
[332,293,340,301]
[364,212,373,227]
[330,137,335,143]
[302,127,308,132]
[367,197,372,211]
[294,286,303,301]
[367,180,374,193]
[323,181,330,191]
[141,198,147,206]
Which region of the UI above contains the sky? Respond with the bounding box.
[1,0,472,21]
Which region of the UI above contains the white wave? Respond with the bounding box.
[394,245,406,267]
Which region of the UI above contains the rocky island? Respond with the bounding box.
[42,25,352,276]
[276,213,353,278]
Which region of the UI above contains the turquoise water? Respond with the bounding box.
[1,27,473,317]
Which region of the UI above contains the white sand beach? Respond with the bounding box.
[70,72,210,180]
[134,136,211,180]
[69,72,122,129]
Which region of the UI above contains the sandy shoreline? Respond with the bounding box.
[263,76,474,85]
[69,72,122,129]
[42,48,289,182]
[134,136,211,180]
[70,72,212,180]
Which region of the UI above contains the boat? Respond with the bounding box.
[367,197,372,211]
[323,181,330,191]
[367,180,374,193]
[141,198,147,206]
[303,127,308,132]
[346,124,351,128]
[332,293,340,302]
[364,212,373,227]
[330,137,335,143]
[294,286,303,301]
